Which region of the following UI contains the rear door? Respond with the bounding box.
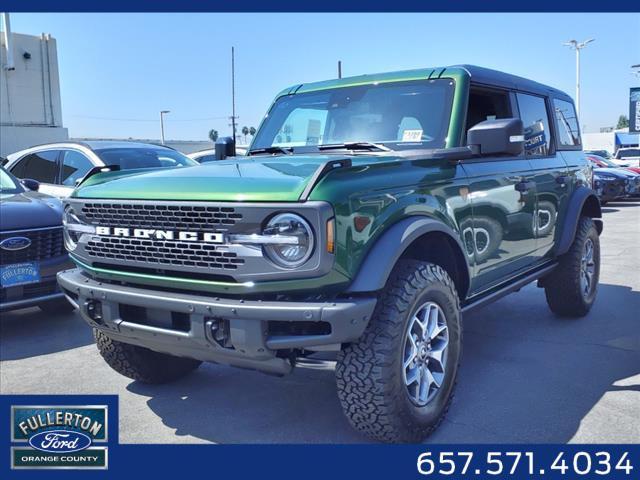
[550,97,587,255]
[516,93,568,259]
[8,150,62,196]
[462,87,538,293]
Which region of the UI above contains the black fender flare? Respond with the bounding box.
[347,216,470,293]
[556,186,603,256]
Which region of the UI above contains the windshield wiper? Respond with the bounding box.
[318,142,391,152]
[248,146,294,156]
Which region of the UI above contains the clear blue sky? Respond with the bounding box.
[8,13,640,141]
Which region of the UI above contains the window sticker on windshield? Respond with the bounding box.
[401,129,423,142]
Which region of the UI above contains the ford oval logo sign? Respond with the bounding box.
[28,429,92,453]
[0,236,31,251]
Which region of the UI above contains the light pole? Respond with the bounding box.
[159,110,170,145]
[563,38,595,122]
[632,64,640,78]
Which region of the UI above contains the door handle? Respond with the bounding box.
[556,175,569,186]
[515,181,535,193]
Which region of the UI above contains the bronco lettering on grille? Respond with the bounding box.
[95,226,224,243]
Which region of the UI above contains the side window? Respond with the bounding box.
[466,88,512,132]
[553,99,581,148]
[10,150,59,183]
[516,93,551,157]
[61,150,94,186]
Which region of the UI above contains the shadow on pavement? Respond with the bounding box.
[127,282,640,444]
[0,307,93,361]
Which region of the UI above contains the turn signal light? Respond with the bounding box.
[326,218,335,253]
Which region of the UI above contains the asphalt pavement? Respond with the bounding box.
[1,199,639,444]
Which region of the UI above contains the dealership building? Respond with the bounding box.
[0,16,68,158]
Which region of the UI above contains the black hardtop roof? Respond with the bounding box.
[455,65,574,103]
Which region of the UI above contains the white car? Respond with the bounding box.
[4,141,197,197]
[188,146,247,163]
[613,147,640,167]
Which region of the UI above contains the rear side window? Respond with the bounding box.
[516,93,551,157]
[61,150,94,186]
[553,99,581,148]
[10,150,60,183]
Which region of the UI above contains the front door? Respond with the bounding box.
[463,159,538,293]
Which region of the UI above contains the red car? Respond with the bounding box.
[587,154,640,175]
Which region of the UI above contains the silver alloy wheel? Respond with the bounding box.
[402,301,449,406]
[580,238,596,297]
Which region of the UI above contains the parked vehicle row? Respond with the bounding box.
[587,154,640,204]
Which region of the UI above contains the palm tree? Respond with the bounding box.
[241,126,249,143]
[208,129,219,142]
[249,126,256,137]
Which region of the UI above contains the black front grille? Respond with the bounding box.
[85,236,245,270]
[0,228,64,265]
[81,203,243,230]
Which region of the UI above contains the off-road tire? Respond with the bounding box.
[95,329,202,383]
[38,297,75,314]
[335,260,462,443]
[543,216,600,317]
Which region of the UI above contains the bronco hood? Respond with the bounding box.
[72,155,386,202]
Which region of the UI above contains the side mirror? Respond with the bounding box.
[215,137,236,160]
[467,118,524,157]
[22,178,40,191]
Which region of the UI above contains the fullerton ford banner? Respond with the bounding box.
[631,87,640,133]
[11,404,109,469]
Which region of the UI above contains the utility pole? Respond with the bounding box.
[159,110,170,144]
[230,46,237,145]
[338,60,342,79]
[563,38,595,122]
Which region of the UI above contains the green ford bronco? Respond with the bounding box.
[58,65,602,442]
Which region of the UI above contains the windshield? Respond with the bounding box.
[618,148,640,158]
[0,168,23,194]
[94,147,197,170]
[586,150,611,159]
[601,157,621,168]
[251,79,455,153]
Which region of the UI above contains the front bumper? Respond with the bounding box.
[595,180,625,202]
[1,255,74,312]
[57,268,376,375]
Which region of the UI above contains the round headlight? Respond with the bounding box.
[263,213,314,268]
[63,207,82,251]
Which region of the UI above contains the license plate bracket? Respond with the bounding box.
[0,262,40,287]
